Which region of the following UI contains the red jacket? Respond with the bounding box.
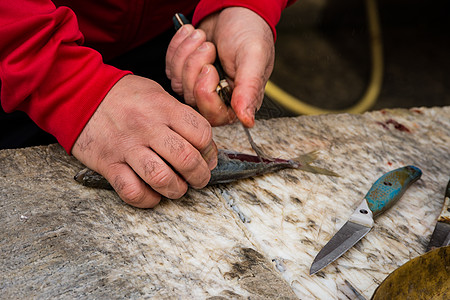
[0,0,293,153]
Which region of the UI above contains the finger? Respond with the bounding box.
[164,102,218,170]
[182,41,216,106]
[231,45,274,128]
[125,146,189,199]
[231,69,265,128]
[194,64,237,126]
[147,126,213,189]
[166,24,195,79]
[103,162,162,208]
[168,29,207,95]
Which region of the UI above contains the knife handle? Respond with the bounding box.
[364,166,422,217]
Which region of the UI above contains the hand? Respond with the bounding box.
[72,75,218,208]
[166,7,275,128]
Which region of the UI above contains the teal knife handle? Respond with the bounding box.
[365,166,422,217]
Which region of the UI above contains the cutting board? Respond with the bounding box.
[1,107,449,299]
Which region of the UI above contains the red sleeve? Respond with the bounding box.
[0,1,130,153]
[192,0,297,40]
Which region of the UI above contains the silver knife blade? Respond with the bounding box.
[426,222,450,251]
[309,221,371,275]
[426,179,450,251]
[310,198,373,275]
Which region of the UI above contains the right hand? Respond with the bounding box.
[72,75,218,208]
[165,7,276,128]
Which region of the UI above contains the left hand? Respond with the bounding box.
[165,7,275,128]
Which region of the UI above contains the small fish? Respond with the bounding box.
[208,149,337,185]
[74,149,337,190]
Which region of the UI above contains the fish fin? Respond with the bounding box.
[295,151,319,164]
[293,152,339,177]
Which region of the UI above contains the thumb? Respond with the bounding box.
[231,65,269,128]
[229,43,274,128]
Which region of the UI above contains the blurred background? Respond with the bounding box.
[257,0,450,119]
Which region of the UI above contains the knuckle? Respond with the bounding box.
[125,113,149,132]
[178,147,202,171]
[181,77,195,106]
[243,76,266,101]
[171,80,183,94]
[147,166,174,189]
[117,180,146,206]
[194,84,208,99]
[247,74,265,91]
[184,55,197,72]
[165,66,172,79]
[194,79,216,101]
[197,122,213,149]
[172,45,187,62]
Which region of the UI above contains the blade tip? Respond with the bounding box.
[309,265,321,275]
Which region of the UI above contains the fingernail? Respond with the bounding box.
[199,65,210,76]
[190,30,201,40]
[198,42,209,51]
[245,107,256,124]
[179,26,189,37]
[202,142,218,170]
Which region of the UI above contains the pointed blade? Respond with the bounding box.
[426,221,450,251]
[426,179,450,251]
[310,221,371,275]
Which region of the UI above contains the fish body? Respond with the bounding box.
[75,149,336,190]
[208,150,300,185]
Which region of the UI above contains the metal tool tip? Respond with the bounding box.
[309,264,322,275]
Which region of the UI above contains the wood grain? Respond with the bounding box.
[1,107,448,299]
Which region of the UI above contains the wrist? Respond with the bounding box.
[193,0,290,40]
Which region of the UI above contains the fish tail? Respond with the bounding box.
[293,152,339,177]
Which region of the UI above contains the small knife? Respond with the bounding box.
[426,179,450,251]
[310,165,422,275]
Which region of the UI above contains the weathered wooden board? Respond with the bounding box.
[0,146,295,299]
[1,106,449,299]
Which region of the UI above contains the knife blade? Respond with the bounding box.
[310,165,422,275]
[426,179,450,251]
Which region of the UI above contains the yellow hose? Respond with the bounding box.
[265,0,383,115]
